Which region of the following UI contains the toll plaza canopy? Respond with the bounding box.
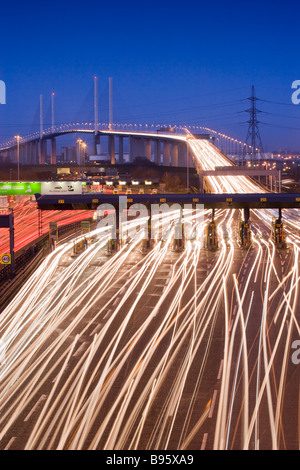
[34,193,300,211]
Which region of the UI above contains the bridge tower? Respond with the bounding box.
[108,77,116,163]
[109,77,113,129]
[39,94,46,164]
[94,76,98,134]
[51,92,56,164]
[93,76,100,155]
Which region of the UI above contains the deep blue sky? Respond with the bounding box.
[1,0,300,153]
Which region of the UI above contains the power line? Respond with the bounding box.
[260,121,300,131]
[261,98,296,107]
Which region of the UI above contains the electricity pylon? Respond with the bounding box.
[243,85,264,165]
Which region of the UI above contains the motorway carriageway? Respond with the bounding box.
[0,137,299,450]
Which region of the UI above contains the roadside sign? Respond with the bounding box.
[0,182,41,196]
[1,254,11,265]
[0,196,8,210]
[41,181,82,195]
[0,214,12,228]
[81,221,90,230]
[49,221,58,246]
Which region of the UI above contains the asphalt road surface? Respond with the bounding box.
[0,206,299,450]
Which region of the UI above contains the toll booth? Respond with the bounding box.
[81,220,90,237]
[107,237,117,253]
[271,208,286,248]
[206,220,218,250]
[239,208,252,249]
[107,208,123,253]
[173,221,185,251]
[73,220,91,255]
[107,226,121,253]
[142,222,155,252]
[239,220,252,248]
[49,221,58,251]
[272,216,286,248]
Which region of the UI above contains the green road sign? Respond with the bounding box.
[0,182,41,195]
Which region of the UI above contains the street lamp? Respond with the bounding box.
[15,135,20,181]
[76,139,82,167]
[186,141,189,193]
[82,142,87,173]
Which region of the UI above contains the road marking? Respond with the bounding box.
[4,436,16,450]
[217,360,224,380]
[90,323,103,336]
[201,433,208,450]
[101,367,116,390]
[73,342,89,357]
[208,390,218,418]
[112,297,120,306]
[103,309,112,319]
[24,394,47,422]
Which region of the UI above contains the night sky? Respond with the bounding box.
[0,0,300,153]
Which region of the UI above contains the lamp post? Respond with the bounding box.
[15,135,20,181]
[77,139,87,175]
[82,142,87,174]
[186,141,189,193]
[76,138,82,168]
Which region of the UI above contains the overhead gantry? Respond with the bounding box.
[35,192,300,252]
